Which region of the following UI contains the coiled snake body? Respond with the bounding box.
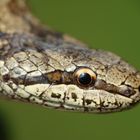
[0,0,140,113]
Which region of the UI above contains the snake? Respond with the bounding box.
[0,0,140,113]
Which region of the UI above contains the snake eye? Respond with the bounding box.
[74,67,96,87]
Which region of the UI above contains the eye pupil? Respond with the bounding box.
[78,73,92,85]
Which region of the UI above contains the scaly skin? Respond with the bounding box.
[0,0,140,113]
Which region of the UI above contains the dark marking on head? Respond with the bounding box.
[85,99,92,105]
[51,93,61,99]
[71,93,77,101]
[95,79,136,97]
[138,86,140,92]
[66,97,70,100]
[122,87,136,96]
[3,74,48,86]
[24,75,47,86]
[2,74,10,82]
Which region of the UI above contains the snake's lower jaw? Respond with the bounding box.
[43,85,140,113]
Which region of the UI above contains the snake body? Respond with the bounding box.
[0,0,140,113]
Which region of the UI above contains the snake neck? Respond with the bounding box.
[0,0,87,47]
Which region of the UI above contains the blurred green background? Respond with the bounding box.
[0,0,140,140]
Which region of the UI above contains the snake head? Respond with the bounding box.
[0,0,139,114]
[0,34,140,113]
[37,43,140,113]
